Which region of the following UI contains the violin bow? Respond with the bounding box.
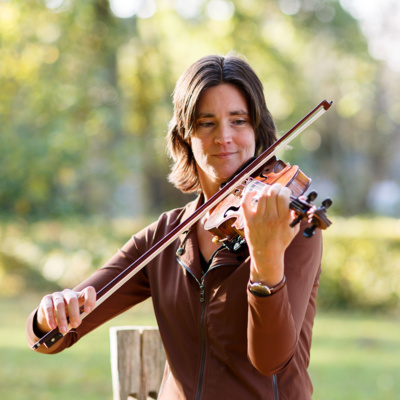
[32,99,332,350]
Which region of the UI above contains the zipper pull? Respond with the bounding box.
[200,283,205,303]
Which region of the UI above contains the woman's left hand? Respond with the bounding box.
[241,183,299,286]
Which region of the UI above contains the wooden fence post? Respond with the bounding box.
[110,326,166,400]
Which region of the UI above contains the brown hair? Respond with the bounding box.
[167,54,277,193]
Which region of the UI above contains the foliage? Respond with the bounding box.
[1,216,400,313]
[0,215,152,291]
[318,217,400,311]
[0,251,60,296]
[1,0,398,220]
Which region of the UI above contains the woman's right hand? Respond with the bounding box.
[36,286,96,335]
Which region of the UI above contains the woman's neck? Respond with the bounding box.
[200,181,221,202]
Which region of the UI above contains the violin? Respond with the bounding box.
[32,99,333,350]
[204,156,332,253]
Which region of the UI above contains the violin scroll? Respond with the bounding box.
[289,191,333,238]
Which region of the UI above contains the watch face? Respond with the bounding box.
[249,283,272,296]
[254,287,271,294]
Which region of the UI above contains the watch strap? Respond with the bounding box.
[248,276,286,297]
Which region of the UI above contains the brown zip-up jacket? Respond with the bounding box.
[26,196,322,399]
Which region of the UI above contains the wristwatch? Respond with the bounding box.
[248,276,286,297]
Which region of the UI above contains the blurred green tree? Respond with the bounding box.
[0,0,398,219]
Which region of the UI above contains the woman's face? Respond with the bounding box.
[191,83,256,197]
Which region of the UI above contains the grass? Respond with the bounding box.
[1,295,400,400]
[310,311,400,400]
[0,294,157,400]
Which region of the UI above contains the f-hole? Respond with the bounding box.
[223,205,240,218]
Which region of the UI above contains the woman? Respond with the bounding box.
[26,54,322,399]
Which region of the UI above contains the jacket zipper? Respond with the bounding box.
[177,246,242,400]
[196,276,206,400]
[177,255,235,400]
[195,261,227,400]
[176,258,207,400]
[272,374,280,400]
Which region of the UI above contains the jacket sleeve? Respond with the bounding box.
[247,223,323,375]
[25,224,157,354]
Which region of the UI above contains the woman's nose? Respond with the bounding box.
[214,123,232,144]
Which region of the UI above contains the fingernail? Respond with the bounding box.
[60,325,68,333]
[86,306,92,313]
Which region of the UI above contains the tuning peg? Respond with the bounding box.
[303,224,317,238]
[322,198,333,208]
[307,191,317,202]
[290,215,303,227]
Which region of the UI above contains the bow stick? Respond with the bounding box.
[32,99,332,350]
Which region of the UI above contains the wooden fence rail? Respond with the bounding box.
[110,326,166,400]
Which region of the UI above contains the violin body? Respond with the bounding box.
[204,157,331,252]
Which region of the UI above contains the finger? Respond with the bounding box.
[51,291,69,333]
[241,189,258,219]
[39,294,58,331]
[259,183,282,217]
[276,186,292,219]
[62,289,82,329]
[79,286,96,314]
[63,287,97,329]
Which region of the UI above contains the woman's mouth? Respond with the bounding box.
[214,152,236,159]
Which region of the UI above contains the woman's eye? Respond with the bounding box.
[198,121,214,128]
[232,119,246,125]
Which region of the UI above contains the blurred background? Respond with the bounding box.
[1,0,400,399]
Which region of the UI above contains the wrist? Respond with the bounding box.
[249,256,284,288]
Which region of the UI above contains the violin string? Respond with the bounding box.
[233,179,269,200]
[237,177,299,203]
[236,177,268,193]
